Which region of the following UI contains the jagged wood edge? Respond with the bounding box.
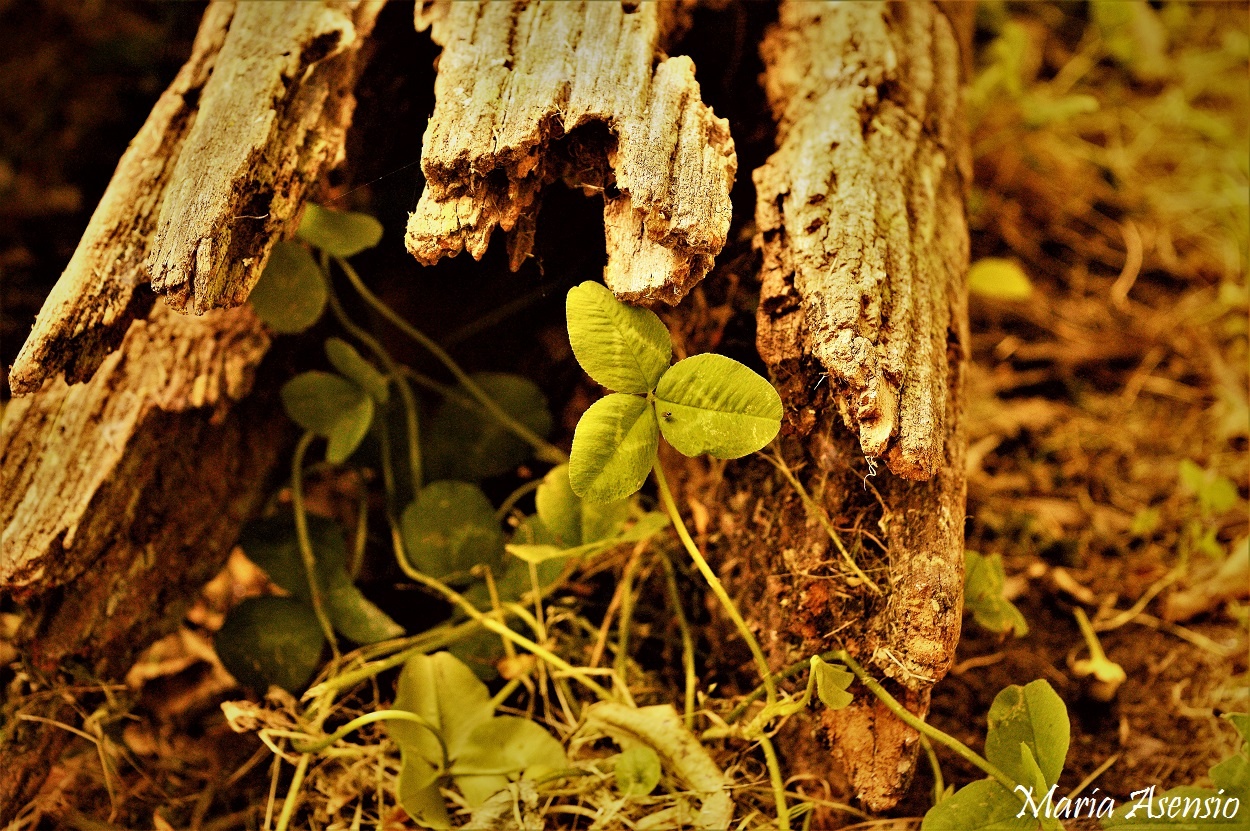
[0,304,284,819]
[406,0,735,306]
[7,0,381,395]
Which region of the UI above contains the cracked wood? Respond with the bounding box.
[8,0,380,395]
[746,0,973,812]
[755,0,970,481]
[408,0,736,305]
[0,304,284,819]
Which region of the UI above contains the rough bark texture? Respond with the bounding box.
[0,0,381,816]
[7,0,381,395]
[733,0,973,812]
[407,0,736,305]
[0,304,285,820]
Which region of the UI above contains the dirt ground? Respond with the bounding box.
[1,2,1246,829]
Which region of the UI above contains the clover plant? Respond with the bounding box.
[915,680,1070,831]
[564,281,782,503]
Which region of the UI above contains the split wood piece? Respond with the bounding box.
[408,0,735,305]
[748,0,973,811]
[755,0,971,481]
[7,0,381,396]
[0,303,284,821]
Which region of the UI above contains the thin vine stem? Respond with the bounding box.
[292,432,340,660]
[723,650,842,726]
[652,459,776,706]
[272,752,310,831]
[659,554,698,729]
[835,650,1017,792]
[389,533,614,702]
[323,275,423,489]
[292,710,446,758]
[334,255,566,465]
[761,449,881,594]
[758,732,792,831]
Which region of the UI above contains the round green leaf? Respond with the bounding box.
[984,680,1070,790]
[569,393,658,504]
[968,258,1033,300]
[566,282,672,394]
[392,651,494,764]
[400,482,504,579]
[248,240,326,333]
[654,354,783,459]
[920,778,1031,831]
[325,337,389,403]
[215,596,324,694]
[280,371,375,463]
[424,373,553,481]
[398,750,451,829]
[615,746,662,796]
[535,464,631,549]
[296,203,383,257]
[812,657,854,711]
[454,715,567,805]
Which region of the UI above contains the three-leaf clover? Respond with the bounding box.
[566,282,783,504]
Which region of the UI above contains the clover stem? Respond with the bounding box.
[494,477,544,522]
[334,256,566,465]
[292,432,340,661]
[324,276,423,489]
[723,650,844,726]
[391,540,614,702]
[920,735,946,806]
[292,710,446,757]
[273,752,310,831]
[834,650,1016,792]
[614,549,645,687]
[304,619,485,699]
[758,732,792,831]
[652,460,776,705]
[659,555,698,729]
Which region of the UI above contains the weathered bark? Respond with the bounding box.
[8,0,381,395]
[0,0,382,817]
[0,304,285,819]
[407,0,736,305]
[731,0,973,811]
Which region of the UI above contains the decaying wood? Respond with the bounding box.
[755,0,970,481]
[8,0,380,395]
[0,304,284,819]
[408,0,736,305]
[736,0,973,811]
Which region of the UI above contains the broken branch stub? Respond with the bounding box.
[755,1,970,481]
[408,0,736,305]
[147,0,380,314]
[8,0,380,396]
